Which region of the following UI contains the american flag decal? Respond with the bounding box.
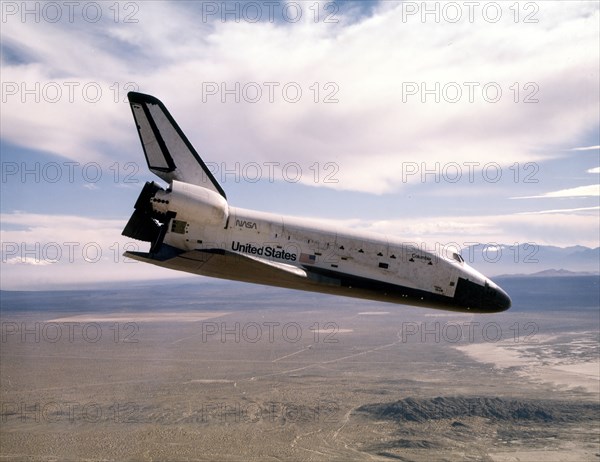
[300,253,316,264]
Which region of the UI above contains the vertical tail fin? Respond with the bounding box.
[127,92,226,199]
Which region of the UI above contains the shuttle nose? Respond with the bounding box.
[488,284,512,312]
[454,277,512,312]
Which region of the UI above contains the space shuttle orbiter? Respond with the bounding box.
[122,92,511,313]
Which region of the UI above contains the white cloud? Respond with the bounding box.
[299,208,599,249]
[512,184,600,199]
[1,1,598,194]
[483,246,503,253]
[517,206,600,215]
[571,145,600,151]
[356,212,599,249]
[4,256,52,266]
[588,167,600,174]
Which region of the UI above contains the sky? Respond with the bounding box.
[1,0,599,290]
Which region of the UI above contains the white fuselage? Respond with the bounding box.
[152,181,489,304]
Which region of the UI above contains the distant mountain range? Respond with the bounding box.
[459,244,599,277]
[496,269,599,278]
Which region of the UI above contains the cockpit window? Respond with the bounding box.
[452,252,464,263]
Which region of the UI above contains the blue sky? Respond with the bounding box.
[1,1,599,289]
